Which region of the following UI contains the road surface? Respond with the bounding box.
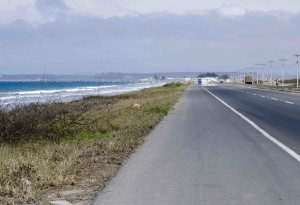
[209,84,300,155]
[93,84,300,205]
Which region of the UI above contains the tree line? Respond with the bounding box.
[198,72,229,79]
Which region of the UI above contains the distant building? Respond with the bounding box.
[200,77,219,85]
[139,78,154,83]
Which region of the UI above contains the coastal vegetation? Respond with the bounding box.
[0,83,188,204]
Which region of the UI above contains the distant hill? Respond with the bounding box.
[0,72,229,82]
[92,72,202,82]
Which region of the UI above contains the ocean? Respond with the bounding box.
[0,81,164,107]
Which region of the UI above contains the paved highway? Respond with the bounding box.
[93,84,300,205]
[207,84,300,155]
[222,84,300,106]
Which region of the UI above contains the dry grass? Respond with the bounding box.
[0,83,188,204]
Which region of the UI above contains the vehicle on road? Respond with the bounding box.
[245,76,253,84]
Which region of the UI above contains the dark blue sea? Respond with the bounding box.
[0,81,164,106]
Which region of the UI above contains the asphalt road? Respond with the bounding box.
[207,84,300,155]
[93,84,300,205]
[222,84,300,106]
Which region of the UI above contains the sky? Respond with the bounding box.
[0,0,300,75]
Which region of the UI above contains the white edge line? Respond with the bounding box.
[221,85,296,105]
[203,86,300,162]
[284,101,294,105]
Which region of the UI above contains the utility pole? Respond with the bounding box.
[279,58,287,85]
[255,64,260,84]
[234,73,237,83]
[257,63,266,83]
[256,68,259,84]
[263,63,266,83]
[295,54,300,88]
[268,60,275,86]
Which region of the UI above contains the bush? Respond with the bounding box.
[0,95,118,144]
[148,106,169,116]
[0,103,80,143]
[163,82,182,88]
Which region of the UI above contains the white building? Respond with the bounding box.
[200,77,219,85]
[184,78,192,82]
[139,78,154,83]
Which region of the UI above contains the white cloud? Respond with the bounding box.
[1,10,299,74]
[1,0,300,26]
[64,0,300,18]
[0,0,64,26]
[0,0,37,25]
[219,6,247,17]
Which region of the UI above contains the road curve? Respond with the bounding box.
[93,84,300,205]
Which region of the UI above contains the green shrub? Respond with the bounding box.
[148,106,169,116]
[163,82,182,88]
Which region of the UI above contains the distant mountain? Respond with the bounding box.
[0,72,230,82]
[92,72,202,82]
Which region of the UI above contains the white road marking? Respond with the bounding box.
[203,86,300,162]
[284,101,294,105]
[221,86,296,105]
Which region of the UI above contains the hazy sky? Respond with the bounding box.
[0,0,300,74]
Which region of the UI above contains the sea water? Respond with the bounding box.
[0,81,164,107]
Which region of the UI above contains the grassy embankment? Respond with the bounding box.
[280,79,298,87]
[0,82,188,204]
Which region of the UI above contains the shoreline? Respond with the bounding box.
[0,83,188,204]
[0,82,166,108]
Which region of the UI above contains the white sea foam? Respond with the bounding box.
[0,82,165,107]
